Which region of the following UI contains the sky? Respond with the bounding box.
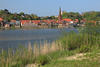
[0,0,100,16]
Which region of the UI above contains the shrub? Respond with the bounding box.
[36,55,50,65]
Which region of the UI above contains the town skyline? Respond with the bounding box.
[0,0,100,16]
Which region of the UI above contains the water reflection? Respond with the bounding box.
[0,28,78,50]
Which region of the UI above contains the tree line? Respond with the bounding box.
[0,9,100,21]
[0,9,57,21]
[62,11,100,21]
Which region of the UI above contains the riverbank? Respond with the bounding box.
[0,25,100,67]
[0,25,72,31]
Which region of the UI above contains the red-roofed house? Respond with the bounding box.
[63,18,72,22]
[11,20,16,23]
[62,18,74,24]
[32,20,40,24]
[0,18,3,27]
[87,20,97,25]
[74,19,79,23]
[0,18,3,21]
[57,18,74,27]
[20,20,31,25]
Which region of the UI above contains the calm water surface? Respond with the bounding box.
[0,28,78,50]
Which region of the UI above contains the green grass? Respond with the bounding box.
[42,60,100,67]
[43,49,100,67]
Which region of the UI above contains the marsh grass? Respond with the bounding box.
[59,26,100,52]
[0,40,61,67]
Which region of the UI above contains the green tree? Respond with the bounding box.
[82,11,100,21]
[62,11,82,21]
[30,14,39,20]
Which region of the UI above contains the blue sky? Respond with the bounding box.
[0,0,100,16]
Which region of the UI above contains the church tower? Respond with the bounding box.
[58,7,62,23]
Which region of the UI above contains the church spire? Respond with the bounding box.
[58,7,62,23]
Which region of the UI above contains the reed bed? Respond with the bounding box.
[0,40,60,67]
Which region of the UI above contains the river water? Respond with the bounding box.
[0,28,78,50]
